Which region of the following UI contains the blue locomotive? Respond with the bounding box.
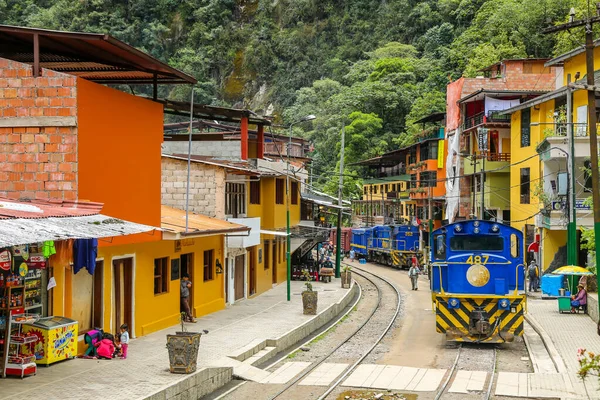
[430,220,526,343]
[350,224,423,269]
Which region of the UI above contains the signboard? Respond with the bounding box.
[576,199,591,210]
[437,140,444,169]
[0,249,11,271]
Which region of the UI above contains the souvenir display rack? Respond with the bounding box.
[2,313,39,378]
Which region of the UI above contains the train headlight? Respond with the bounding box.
[498,298,511,310]
[448,298,460,309]
[454,224,462,232]
[473,221,480,227]
[474,227,480,234]
[492,224,500,233]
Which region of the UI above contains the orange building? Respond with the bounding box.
[0,26,253,343]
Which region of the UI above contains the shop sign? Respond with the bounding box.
[576,199,591,210]
[27,255,47,269]
[181,239,195,247]
[0,250,11,271]
[174,240,181,253]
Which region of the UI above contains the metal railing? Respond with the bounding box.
[463,111,511,130]
[540,122,600,138]
[264,142,306,158]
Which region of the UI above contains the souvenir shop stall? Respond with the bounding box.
[0,242,55,378]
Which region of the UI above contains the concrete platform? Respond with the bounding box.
[0,279,355,400]
[342,364,447,392]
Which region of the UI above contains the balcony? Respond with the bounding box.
[536,123,596,161]
[416,126,445,141]
[264,142,306,158]
[462,153,511,175]
[462,111,511,131]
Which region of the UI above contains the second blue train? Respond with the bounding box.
[350,224,424,269]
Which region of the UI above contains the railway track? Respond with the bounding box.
[434,344,497,400]
[267,265,401,400]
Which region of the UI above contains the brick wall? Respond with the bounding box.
[0,57,77,200]
[161,157,225,218]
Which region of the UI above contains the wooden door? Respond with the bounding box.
[112,258,133,334]
[272,241,277,284]
[234,255,244,300]
[180,253,193,315]
[248,249,256,296]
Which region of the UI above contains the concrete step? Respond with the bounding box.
[243,346,278,366]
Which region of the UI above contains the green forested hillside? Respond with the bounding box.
[0,0,585,196]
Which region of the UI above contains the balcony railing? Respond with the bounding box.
[541,123,600,138]
[264,142,305,158]
[486,152,511,162]
[463,111,511,131]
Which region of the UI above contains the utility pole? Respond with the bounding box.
[566,73,578,266]
[335,126,345,278]
[544,4,600,287]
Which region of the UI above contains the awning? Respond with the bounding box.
[260,230,289,237]
[161,205,250,239]
[0,214,157,248]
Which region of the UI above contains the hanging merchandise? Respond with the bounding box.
[42,241,56,259]
[73,239,98,275]
[12,245,29,261]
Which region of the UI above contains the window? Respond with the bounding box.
[584,160,592,192]
[275,179,284,204]
[392,184,396,192]
[374,185,378,194]
[250,180,261,204]
[449,236,504,251]
[420,141,438,161]
[203,250,214,281]
[226,182,246,217]
[434,234,446,260]
[520,109,531,147]
[510,234,519,258]
[363,186,368,195]
[410,174,417,189]
[264,241,270,269]
[520,168,530,204]
[420,171,437,187]
[154,257,169,294]
[409,147,417,164]
[291,181,299,204]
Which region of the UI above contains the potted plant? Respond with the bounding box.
[341,265,352,289]
[166,312,202,374]
[302,269,318,315]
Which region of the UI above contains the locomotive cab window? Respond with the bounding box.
[449,236,503,251]
[434,234,446,260]
[510,234,519,257]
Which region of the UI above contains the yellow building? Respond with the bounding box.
[504,47,600,271]
[49,206,249,350]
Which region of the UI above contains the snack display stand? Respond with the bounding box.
[23,269,43,314]
[2,313,39,378]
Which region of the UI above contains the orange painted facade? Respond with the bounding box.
[77,78,163,245]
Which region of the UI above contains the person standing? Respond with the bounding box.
[180,275,195,322]
[119,324,129,359]
[349,249,356,263]
[408,264,419,291]
[527,261,538,292]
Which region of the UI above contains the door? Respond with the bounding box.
[248,249,256,296]
[234,255,244,301]
[112,258,133,334]
[224,257,229,302]
[180,253,194,316]
[272,241,278,284]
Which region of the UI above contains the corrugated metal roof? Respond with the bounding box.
[0,24,196,84]
[165,154,260,175]
[161,205,249,238]
[0,214,157,248]
[0,199,103,219]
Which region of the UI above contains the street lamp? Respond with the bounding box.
[287,114,316,301]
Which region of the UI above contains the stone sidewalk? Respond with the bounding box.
[527,294,600,398]
[0,279,353,400]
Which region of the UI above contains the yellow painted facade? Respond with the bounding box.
[509,98,555,232]
[50,234,226,348]
[542,229,567,273]
[245,176,299,296]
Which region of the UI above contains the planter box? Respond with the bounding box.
[302,291,318,315]
[341,271,352,289]
[166,331,202,374]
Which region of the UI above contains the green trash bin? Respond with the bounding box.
[558,296,571,313]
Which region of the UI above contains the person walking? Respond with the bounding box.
[180,275,195,322]
[349,249,355,262]
[527,261,539,292]
[408,264,419,291]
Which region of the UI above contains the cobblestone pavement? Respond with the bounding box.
[0,280,348,400]
[527,297,600,398]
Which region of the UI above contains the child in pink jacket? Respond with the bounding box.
[95,334,115,359]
